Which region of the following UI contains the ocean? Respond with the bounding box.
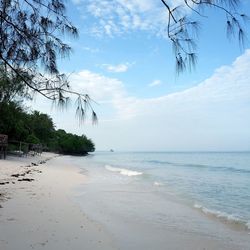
[74,151,250,233]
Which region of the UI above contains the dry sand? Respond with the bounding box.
[0,154,115,250]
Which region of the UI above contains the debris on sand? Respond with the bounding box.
[17,178,34,182]
[0,182,9,185]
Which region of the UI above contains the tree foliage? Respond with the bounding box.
[0,101,29,141]
[50,129,95,155]
[0,66,31,102]
[160,0,248,73]
[0,0,97,123]
[0,101,95,155]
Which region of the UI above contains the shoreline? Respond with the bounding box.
[1,154,250,250]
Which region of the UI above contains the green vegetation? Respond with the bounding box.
[49,130,95,155]
[0,102,95,155]
[0,69,95,156]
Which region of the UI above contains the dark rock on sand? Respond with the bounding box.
[11,174,20,178]
[18,178,34,182]
[0,182,9,185]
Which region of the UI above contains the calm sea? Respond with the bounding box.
[77,151,250,230]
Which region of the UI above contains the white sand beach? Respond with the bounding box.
[0,154,250,250]
[0,154,115,250]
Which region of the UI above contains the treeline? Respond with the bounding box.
[0,102,95,155]
[0,68,95,155]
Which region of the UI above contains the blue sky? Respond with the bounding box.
[31,0,250,151]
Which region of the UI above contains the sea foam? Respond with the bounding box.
[154,181,164,186]
[105,165,143,177]
[194,203,249,230]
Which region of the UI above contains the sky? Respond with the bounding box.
[30,0,250,151]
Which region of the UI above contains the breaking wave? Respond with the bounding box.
[194,203,250,230]
[105,165,143,177]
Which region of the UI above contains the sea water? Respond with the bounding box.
[75,151,250,231]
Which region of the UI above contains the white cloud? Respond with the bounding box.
[72,0,194,37]
[149,80,162,87]
[74,0,172,36]
[64,50,250,124]
[69,70,126,102]
[30,50,250,151]
[67,70,137,119]
[101,62,133,73]
[79,50,250,150]
[112,50,250,120]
